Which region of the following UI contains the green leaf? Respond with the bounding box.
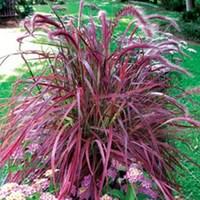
[47,182,59,193]
[125,184,137,200]
[108,189,125,199]
[8,163,24,173]
[26,192,40,200]
[137,193,150,200]
[24,152,32,162]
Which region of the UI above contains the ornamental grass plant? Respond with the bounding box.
[0,1,199,199]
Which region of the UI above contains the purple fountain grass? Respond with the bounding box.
[0,2,199,200]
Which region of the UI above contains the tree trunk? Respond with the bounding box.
[186,0,195,11]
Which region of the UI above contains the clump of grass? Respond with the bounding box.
[0,1,199,199]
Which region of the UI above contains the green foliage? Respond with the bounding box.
[160,0,185,11]
[103,184,137,200]
[16,0,34,18]
[104,186,126,199]
[0,165,8,185]
[8,163,24,173]
[179,21,200,42]
[55,0,65,5]
[159,16,200,42]
[125,184,137,200]
[182,6,200,22]
[0,0,33,17]
[34,0,47,5]
[180,6,200,41]
[0,0,5,10]
[26,193,40,200]
[171,44,200,200]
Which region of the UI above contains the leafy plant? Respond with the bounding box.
[160,0,185,11]
[182,6,200,22]
[0,179,56,200]
[162,19,200,42]
[179,21,200,42]
[120,0,129,2]
[0,0,6,10]
[34,0,47,5]
[16,0,34,18]
[0,1,199,200]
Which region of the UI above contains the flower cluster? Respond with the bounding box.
[100,194,113,200]
[0,179,55,200]
[11,128,45,160]
[125,162,158,199]
[77,175,92,199]
[125,163,143,183]
[11,143,41,161]
[0,161,158,200]
[103,159,158,200]
[32,178,50,192]
[44,169,59,178]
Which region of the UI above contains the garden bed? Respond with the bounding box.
[0,0,199,199]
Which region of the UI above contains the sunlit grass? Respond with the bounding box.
[169,44,200,199]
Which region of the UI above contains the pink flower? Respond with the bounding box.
[0,183,19,198]
[77,174,92,199]
[100,194,113,200]
[81,175,92,187]
[27,143,40,154]
[5,191,26,200]
[141,178,152,189]
[40,192,57,200]
[107,167,117,180]
[11,148,24,160]
[125,164,143,183]
[19,184,36,196]
[32,178,50,192]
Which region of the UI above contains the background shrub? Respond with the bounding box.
[16,0,34,18]
[34,0,47,5]
[179,21,200,42]
[182,6,200,22]
[0,0,6,10]
[160,0,185,11]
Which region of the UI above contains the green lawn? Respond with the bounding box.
[0,0,200,199]
[174,44,200,199]
[33,0,181,18]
